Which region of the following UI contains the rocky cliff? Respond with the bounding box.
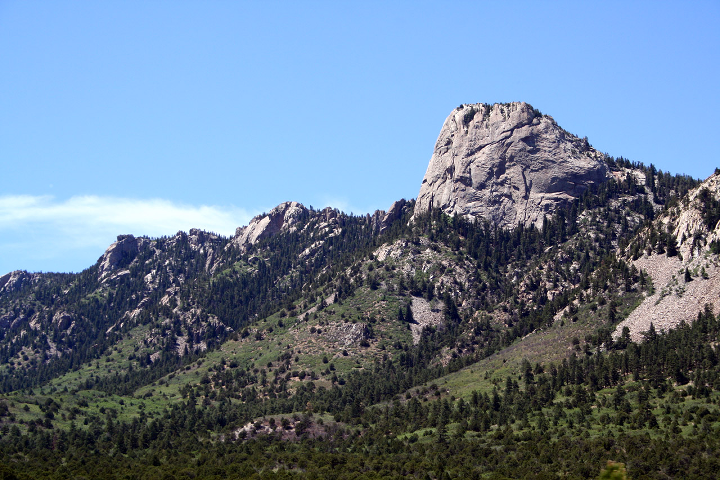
[414,102,611,228]
[232,201,308,249]
[97,234,150,281]
[0,270,36,294]
[615,172,720,341]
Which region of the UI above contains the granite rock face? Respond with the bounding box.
[379,199,407,233]
[671,173,720,259]
[0,270,35,295]
[233,201,308,249]
[613,172,720,341]
[414,102,611,229]
[98,234,148,281]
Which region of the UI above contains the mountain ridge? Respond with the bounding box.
[0,103,719,479]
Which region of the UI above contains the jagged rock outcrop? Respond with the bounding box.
[232,202,308,249]
[669,173,720,259]
[414,102,611,229]
[379,199,407,233]
[322,206,338,223]
[369,210,385,234]
[175,228,224,273]
[0,270,35,294]
[98,234,149,281]
[325,322,371,348]
[186,228,221,250]
[52,311,75,331]
[615,172,720,341]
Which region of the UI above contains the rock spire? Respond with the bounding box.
[414,102,611,228]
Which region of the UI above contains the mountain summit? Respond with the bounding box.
[415,102,611,228]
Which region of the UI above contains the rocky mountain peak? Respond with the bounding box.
[98,234,149,281]
[0,270,35,294]
[379,199,407,233]
[232,201,308,249]
[414,102,611,228]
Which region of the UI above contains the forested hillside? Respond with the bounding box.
[2,128,720,477]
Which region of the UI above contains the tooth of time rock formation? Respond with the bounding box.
[414,102,611,228]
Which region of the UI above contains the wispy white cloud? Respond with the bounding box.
[0,195,256,273]
[0,195,254,237]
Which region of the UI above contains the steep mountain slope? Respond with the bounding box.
[0,205,383,392]
[616,171,720,340]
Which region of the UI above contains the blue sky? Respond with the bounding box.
[1,1,718,274]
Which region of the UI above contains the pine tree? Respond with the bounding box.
[597,461,628,479]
